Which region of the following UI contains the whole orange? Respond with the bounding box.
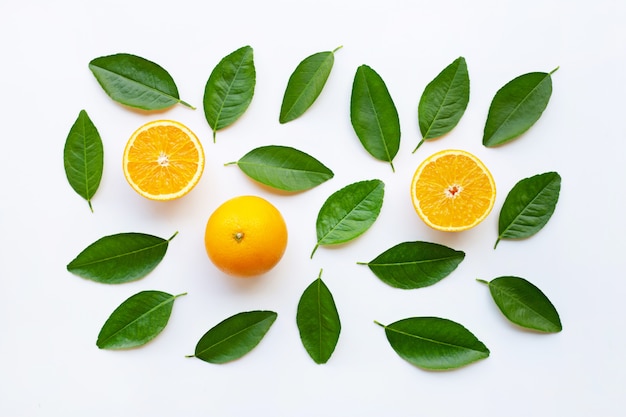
[204,195,288,277]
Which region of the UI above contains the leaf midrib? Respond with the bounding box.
[492,285,558,329]
[213,49,251,130]
[98,295,174,347]
[360,73,394,166]
[369,254,462,268]
[90,65,179,103]
[196,316,273,358]
[283,53,333,120]
[318,183,381,244]
[487,73,550,142]
[387,326,485,353]
[70,240,167,269]
[422,61,464,139]
[499,177,557,239]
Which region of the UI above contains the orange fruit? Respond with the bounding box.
[204,195,288,277]
[410,149,496,232]
[123,120,204,201]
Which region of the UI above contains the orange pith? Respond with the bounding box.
[204,196,288,277]
[123,120,204,201]
[410,149,496,232]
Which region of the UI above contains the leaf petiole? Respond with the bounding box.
[412,139,425,153]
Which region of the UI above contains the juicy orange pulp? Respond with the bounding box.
[123,120,204,201]
[410,149,496,231]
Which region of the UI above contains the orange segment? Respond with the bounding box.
[410,149,496,231]
[123,120,205,200]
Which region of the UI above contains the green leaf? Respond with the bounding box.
[226,145,334,192]
[296,270,341,364]
[190,311,277,364]
[97,291,186,349]
[376,317,490,370]
[495,172,561,248]
[483,67,558,147]
[478,276,562,333]
[63,110,103,212]
[279,46,342,124]
[203,46,256,142]
[67,232,178,284]
[358,241,465,289]
[88,53,194,111]
[414,57,470,152]
[350,65,401,171]
[312,179,384,258]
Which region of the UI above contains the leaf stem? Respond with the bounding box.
[224,161,237,167]
[549,66,560,75]
[184,354,195,358]
[355,261,368,265]
[475,279,489,285]
[332,45,344,54]
[179,100,196,110]
[174,292,188,298]
[412,138,425,154]
[212,129,217,143]
[494,237,501,249]
[310,243,320,259]
[373,320,386,328]
[168,231,179,242]
[88,199,94,213]
[389,160,395,173]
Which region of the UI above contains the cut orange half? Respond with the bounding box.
[123,120,205,201]
[410,149,496,231]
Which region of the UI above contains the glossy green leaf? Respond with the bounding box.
[279,46,341,123]
[296,270,341,364]
[226,145,333,192]
[312,179,384,258]
[67,232,177,284]
[376,317,490,370]
[358,241,465,289]
[350,65,401,171]
[190,311,277,364]
[63,110,103,212]
[414,57,469,152]
[495,172,561,248]
[478,276,562,333]
[88,53,193,111]
[483,67,558,147]
[97,291,186,349]
[203,46,256,142]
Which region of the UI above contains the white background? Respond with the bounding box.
[1,0,624,415]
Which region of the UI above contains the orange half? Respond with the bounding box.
[410,149,496,231]
[123,120,205,201]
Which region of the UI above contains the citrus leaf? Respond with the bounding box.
[414,57,470,152]
[279,46,341,123]
[350,65,400,172]
[358,241,465,289]
[311,179,384,258]
[88,53,193,111]
[203,46,256,142]
[227,145,333,192]
[495,172,561,248]
[477,276,562,333]
[296,270,341,364]
[97,291,186,350]
[63,110,103,212]
[190,311,277,364]
[66,232,178,284]
[376,317,490,370]
[483,67,558,147]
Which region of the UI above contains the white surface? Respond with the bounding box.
[1,0,624,415]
